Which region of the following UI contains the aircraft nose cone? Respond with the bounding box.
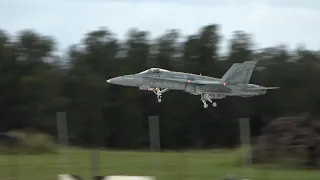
[106,77,120,84]
[106,76,134,86]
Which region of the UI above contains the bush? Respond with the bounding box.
[0,129,57,154]
[252,114,320,168]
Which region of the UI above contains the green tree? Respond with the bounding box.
[1,25,320,152]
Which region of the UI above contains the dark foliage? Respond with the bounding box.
[0,25,320,153]
[253,114,320,167]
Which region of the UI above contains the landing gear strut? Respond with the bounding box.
[201,94,218,108]
[149,88,169,103]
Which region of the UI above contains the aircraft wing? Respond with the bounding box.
[145,76,188,83]
[246,87,280,90]
[145,76,223,85]
[191,80,222,85]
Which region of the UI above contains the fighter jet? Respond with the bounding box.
[106,61,279,108]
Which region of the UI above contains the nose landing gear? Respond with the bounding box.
[148,88,169,103]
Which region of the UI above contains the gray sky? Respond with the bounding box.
[1,0,320,54]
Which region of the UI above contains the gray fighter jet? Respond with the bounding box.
[106,61,279,108]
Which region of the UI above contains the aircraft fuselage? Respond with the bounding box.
[107,71,265,97]
[106,62,278,108]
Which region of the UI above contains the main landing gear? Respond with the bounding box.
[148,88,169,103]
[201,93,217,108]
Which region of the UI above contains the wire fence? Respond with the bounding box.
[0,113,319,180]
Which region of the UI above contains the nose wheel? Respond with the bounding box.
[149,88,169,103]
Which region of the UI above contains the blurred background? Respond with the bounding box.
[0,0,320,180]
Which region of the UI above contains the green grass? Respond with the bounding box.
[0,147,319,180]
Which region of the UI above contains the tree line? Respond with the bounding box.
[1,24,320,150]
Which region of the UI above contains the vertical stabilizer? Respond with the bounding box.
[221,61,257,84]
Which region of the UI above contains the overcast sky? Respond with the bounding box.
[1,0,320,54]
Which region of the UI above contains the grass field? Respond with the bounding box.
[0,147,319,180]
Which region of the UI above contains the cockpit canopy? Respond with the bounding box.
[138,68,170,74]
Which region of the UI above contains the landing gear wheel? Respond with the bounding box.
[212,102,217,107]
[203,104,208,108]
[150,88,168,103]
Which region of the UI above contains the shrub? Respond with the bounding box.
[252,114,320,168]
[0,129,57,154]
